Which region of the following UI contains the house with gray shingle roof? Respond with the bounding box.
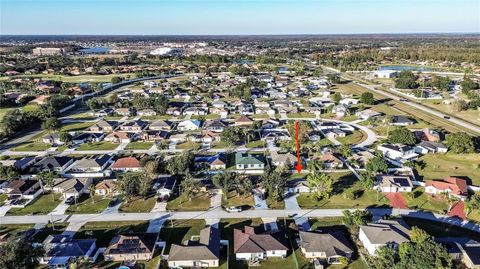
[234,226,289,261]
[168,226,220,268]
[299,230,353,264]
[359,219,411,256]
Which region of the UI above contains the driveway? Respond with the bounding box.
[385,193,408,209]
[62,222,85,237]
[210,189,222,210]
[102,201,122,214]
[147,217,166,233]
[284,192,311,230]
[151,200,167,212]
[253,189,268,210]
[50,201,69,215]
[0,205,11,216]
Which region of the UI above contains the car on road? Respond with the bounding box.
[108,198,120,207]
[65,196,75,205]
[399,98,408,102]
[443,116,450,119]
[225,206,242,213]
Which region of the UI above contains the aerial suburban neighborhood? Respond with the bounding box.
[1,1,480,269]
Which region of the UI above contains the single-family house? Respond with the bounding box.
[177,120,201,131]
[270,151,296,167]
[68,155,112,173]
[235,115,254,126]
[104,233,157,261]
[153,175,176,198]
[194,154,227,170]
[141,130,169,142]
[114,107,133,116]
[168,226,221,268]
[377,144,418,162]
[119,120,148,132]
[137,109,157,116]
[42,134,63,145]
[41,235,97,269]
[425,177,468,201]
[261,129,291,142]
[148,120,172,131]
[92,108,113,117]
[110,156,142,172]
[234,226,289,261]
[299,230,354,264]
[52,178,93,198]
[105,131,137,143]
[72,132,104,145]
[89,120,118,132]
[311,152,343,169]
[3,179,41,200]
[204,120,227,133]
[235,153,265,171]
[414,141,448,154]
[95,180,118,196]
[390,116,415,126]
[415,128,441,143]
[359,219,411,256]
[355,109,382,120]
[34,156,74,173]
[374,174,413,193]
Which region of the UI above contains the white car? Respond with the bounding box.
[225,206,242,213]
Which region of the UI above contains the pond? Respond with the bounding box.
[378,65,433,72]
[79,47,109,54]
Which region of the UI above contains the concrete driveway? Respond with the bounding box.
[253,189,268,210]
[151,200,167,212]
[50,201,70,215]
[284,192,311,231]
[0,205,11,216]
[210,189,222,210]
[102,201,122,214]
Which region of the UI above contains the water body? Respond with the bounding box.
[378,65,433,72]
[78,47,109,54]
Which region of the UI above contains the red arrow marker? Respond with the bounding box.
[295,120,303,173]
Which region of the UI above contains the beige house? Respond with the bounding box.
[168,226,220,268]
[299,230,353,264]
[104,233,157,261]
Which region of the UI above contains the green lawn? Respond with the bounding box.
[296,173,389,209]
[74,221,149,247]
[251,114,270,119]
[287,112,316,118]
[0,194,8,206]
[401,187,450,214]
[245,140,266,148]
[159,219,206,254]
[77,141,118,151]
[222,191,255,210]
[417,153,480,185]
[7,193,62,215]
[175,141,201,150]
[267,197,286,209]
[337,130,366,145]
[166,192,211,211]
[1,73,134,83]
[65,195,111,214]
[11,142,51,152]
[60,122,93,132]
[125,142,154,150]
[118,196,156,213]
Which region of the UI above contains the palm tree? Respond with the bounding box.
[180,174,202,202]
[88,184,96,205]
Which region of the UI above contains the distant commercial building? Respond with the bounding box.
[150,47,183,56]
[373,70,398,79]
[32,47,65,56]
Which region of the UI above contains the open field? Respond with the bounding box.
[166,192,211,211]
[422,100,480,126]
[7,193,62,215]
[66,195,111,214]
[417,153,480,185]
[0,73,134,83]
[77,141,118,151]
[118,195,156,213]
[401,187,450,214]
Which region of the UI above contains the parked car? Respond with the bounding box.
[225,206,242,213]
[108,197,120,207]
[443,116,450,119]
[65,196,75,205]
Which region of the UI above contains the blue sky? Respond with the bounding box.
[1,0,479,35]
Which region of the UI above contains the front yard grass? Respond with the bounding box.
[417,153,480,186]
[176,141,201,150]
[60,122,93,132]
[296,173,389,209]
[245,140,266,148]
[77,141,118,151]
[401,187,450,214]
[159,219,206,254]
[11,142,51,152]
[7,193,62,215]
[337,130,366,145]
[74,221,149,247]
[118,195,156,213]
[166,192,211,211]
[222,191,255,210]
[266,197,285,209]
[0,194,8,206]
[65,195,111,214]
[287,112,316,118]
[125,142,154,150]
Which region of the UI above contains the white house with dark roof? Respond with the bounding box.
[359,219,411,256]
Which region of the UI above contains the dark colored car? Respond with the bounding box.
[108,198,119,207]
[65,196,75,205]
[443,116,450,119]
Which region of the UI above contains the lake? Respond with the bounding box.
[79,47,109,54]
[378,65,433,72]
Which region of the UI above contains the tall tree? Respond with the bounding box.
[307,173,334,200]
[0,235,45,269]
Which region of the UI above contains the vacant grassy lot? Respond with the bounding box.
[401,188,450,214]
[60,122,93,132]
[118,196,156,213]
[125,142,154,150]
[245,140,266,148]
[12,142,51,152]
[337,130,366,145]
[418,153,480,185]
[422,100,480,126]
[66,195,111,214]
[7,193,62,215]
[74,221,149,247]
[287,112,316,118]
[166,192,211,211]
[159,219,206,254]
[222,191,255,210]
[1,73,133,83]
[77,141,118,151]
[296,173,389,209]
[176,141,201,150]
